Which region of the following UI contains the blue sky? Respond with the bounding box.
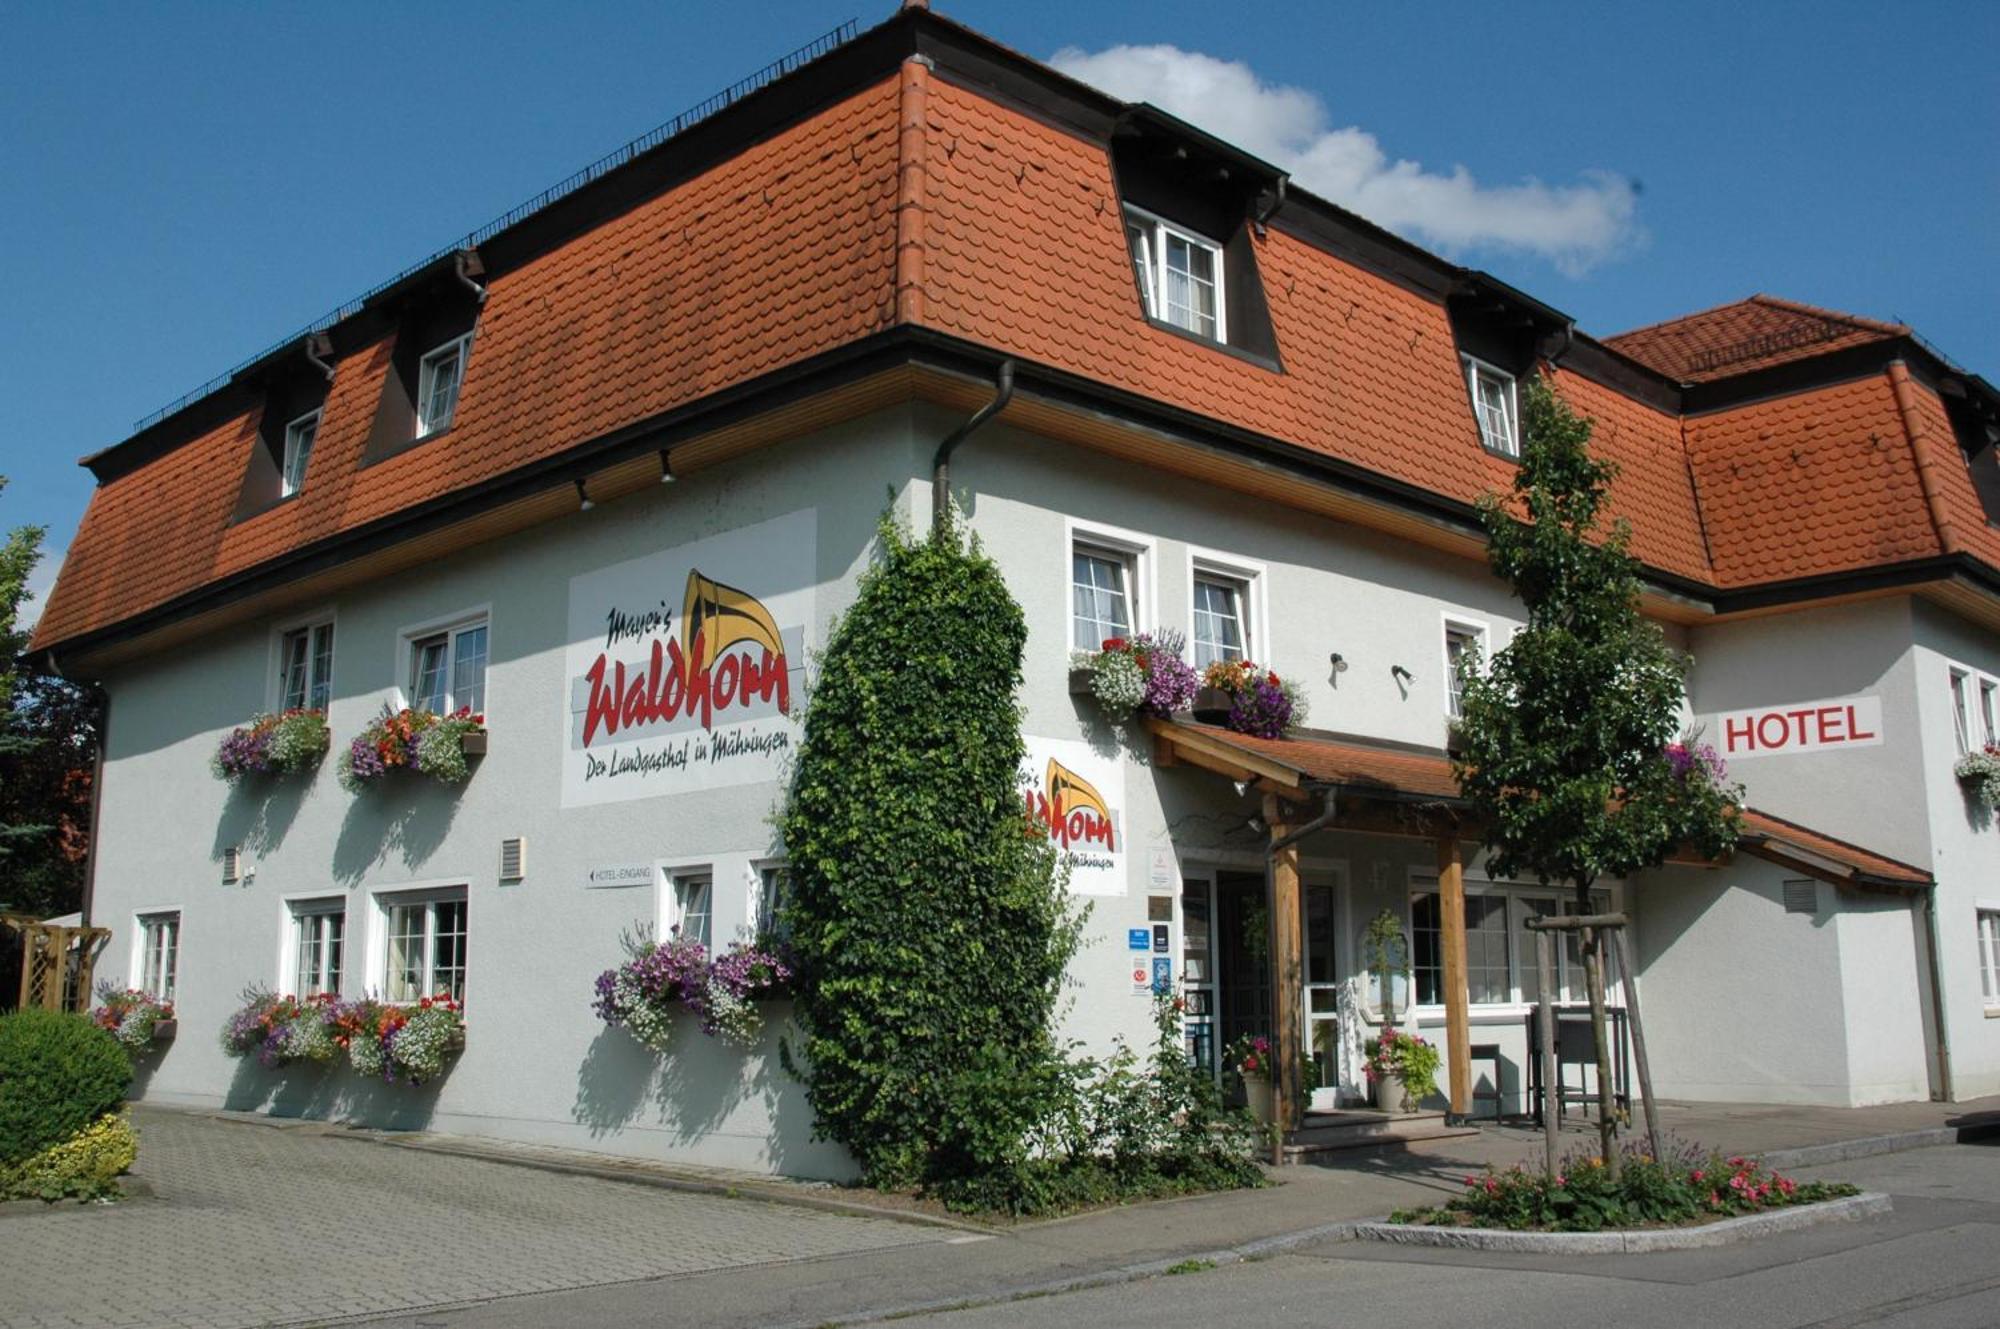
[3,1,1994,622]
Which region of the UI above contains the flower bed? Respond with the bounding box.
[220,988,465,1083]
[1070,630,1198,721]
[212,709,330,780]
[1390,1143,1859,1233]
[593,932,794,1051]
[338,706,485,791]
[90,983,175,1052]
[1195,660,1307,738]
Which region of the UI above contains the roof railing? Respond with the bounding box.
[130,18,859,435]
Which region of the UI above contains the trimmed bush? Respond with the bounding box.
[0,1110,137,1202]
[0,1008,133,1165]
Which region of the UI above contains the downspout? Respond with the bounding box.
[1264,788,1338,1165]
[454,250,487,305]
[303,333,336,383]
[931,360,1014,535]
[1921,888,1955,1101]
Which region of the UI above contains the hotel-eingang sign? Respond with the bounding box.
[562,509,814,808]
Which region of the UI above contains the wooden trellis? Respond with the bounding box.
[1,913,110,1014]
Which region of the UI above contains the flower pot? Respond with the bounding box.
[151,1019,178,1042]
[1242,1071,1276,1127]
[459,731,488,758]
[1191,687,1234,724]
[1373,1071,1412,1114]
[1068,666,1096,697]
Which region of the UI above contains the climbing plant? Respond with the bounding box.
[780,511,1080,1191]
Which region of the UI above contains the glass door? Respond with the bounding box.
[1217,872,1272,1086]
[1180,878,1216,1076]
[1303,880,1341,1111]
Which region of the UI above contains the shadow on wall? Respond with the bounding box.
[212,776,314,863]
[332,780,463,886]
[572,1004,821,1173]
[221,1056,448,1132]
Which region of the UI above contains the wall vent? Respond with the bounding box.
[499,837,527,883]
[1782,879,1819,915]
[222,846,242,884]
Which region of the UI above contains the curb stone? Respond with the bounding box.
[1347,1191,1892,1254]
[1765,1122,2000,1170]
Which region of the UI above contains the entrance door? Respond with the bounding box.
[1216,872,1271,1066]
[1302,881,1341,1110]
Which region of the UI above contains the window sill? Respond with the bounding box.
[1985,1006,2000,1019]
[1140,313,1284,373]
[229,488,305,527]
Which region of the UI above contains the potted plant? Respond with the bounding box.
[211,709,331,780]
[1364,1026,1441,1113]
[1195,660,1308,738]
[1362,908,1408,1025]
[338,705,486,791]
[91,983,175,1052]
[592,930,795,1052]
[1070,629,1198,720]
[1956,744,2000,808]
[1226,1032,1277,1126]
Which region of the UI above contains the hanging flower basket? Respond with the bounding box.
[211,709,330,781]
[1956,746,2000,807]
[91,983,175,1053]
[1070,630,1199,721]
[338,706,486,791]
[593,932,795,1052]
[1197,660,1309,739]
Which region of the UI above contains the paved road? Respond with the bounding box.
[0,1108,949,1329]
[894,1144,2000,1329]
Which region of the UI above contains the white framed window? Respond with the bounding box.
[1981,678,1997,749]
[757,863,793,945]
[288,899,346,997]
[1124,206,1226,342]
[277,618,335,713]
[406,615,488,716]
[1443,617,1489,720]
[416,334,471,437]
[1463,356,1520,458]
[136,911,180,1004]
[1410,882,1615,1009]
[280,410,320,498]
[380,888,467,1004]
[1951,667,1973,756]
[668,871,713,949]
[1191,574,1247,668]
[1073,545,1135,651]
[1980,910,2000,1009]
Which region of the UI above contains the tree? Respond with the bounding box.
[780,512,1079,1191]
[0,477,101,918]
[1452,380,1739,1170]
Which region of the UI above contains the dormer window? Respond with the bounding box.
[1124,206,1225,343]
[279,410,320,498]
[1463,357,1519,458]
[417,335,471,437]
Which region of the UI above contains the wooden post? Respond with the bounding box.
[1610,927,1662,1164]
[1536,929,1559,1178]
[1581,923,1619,1179]
[1437,831,1472,1122]
[1266,794,1304,1140]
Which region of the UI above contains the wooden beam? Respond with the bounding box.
[1437,830,1472,1121]
[1266,793,1305,1138]
[1143,717,1305,790]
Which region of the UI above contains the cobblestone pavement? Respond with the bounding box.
[0,1108,949,1329]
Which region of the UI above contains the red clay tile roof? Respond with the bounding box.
[34,76,902,651]
[29,25,1990,658]
[1605,295,1907,384]
[1159,721,1931,887]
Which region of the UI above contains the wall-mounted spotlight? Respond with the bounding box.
[659,449,676,485]
[1391,664,1414,684]
[1328,651,1348,672]
[1246,814,1266,835]
[1233,778,1252,798]
[575,479,594,512]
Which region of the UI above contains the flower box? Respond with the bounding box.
[151,1019,178,1042]
[1190,687,1234,724]
[459,730,488,758]
[339,706,485,791]
[1067,666,1095,697]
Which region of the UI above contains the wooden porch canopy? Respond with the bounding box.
[1144,717,1932,1130]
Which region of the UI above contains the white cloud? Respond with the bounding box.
[17,542,62,636]
[1049,44,1642,276]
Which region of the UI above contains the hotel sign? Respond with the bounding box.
[1709,695,1883,760]
[562,509,815,807]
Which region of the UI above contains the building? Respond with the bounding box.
[29,2,2000,1175]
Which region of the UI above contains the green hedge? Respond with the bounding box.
[0,1008,132,1165]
